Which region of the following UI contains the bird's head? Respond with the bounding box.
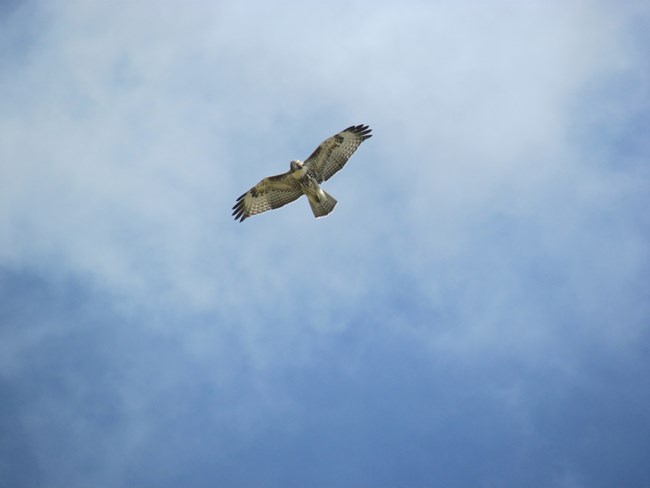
[290,160,304,172]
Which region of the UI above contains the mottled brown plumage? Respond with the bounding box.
[232,125,372,222]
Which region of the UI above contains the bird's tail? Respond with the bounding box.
[308,190,337,218]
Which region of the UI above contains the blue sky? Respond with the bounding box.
[1,1,649,487]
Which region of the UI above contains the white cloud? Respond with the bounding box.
[1,0,648,369]
[3,4,649,486]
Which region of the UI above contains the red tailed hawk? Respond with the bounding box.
[232,124,372,222]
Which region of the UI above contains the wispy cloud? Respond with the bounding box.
[1,1,649,486]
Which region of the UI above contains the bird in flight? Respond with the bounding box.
[232,124,372,222]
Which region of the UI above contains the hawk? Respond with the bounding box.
[232,124,372,222]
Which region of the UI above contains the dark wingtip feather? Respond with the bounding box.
[347,124,372,140]
[232,200,247,221]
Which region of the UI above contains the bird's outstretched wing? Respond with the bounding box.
[232,172,303,222]
[304,124,372,183]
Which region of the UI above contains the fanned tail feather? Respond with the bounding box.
[308,190,337,218]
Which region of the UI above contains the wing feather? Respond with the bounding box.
[303,124,372,183]
[232,172,303,222]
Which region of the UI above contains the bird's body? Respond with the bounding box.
[232,124,372,222]
[288,159,336,218]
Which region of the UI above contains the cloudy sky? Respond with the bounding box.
[1,1,649,486]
